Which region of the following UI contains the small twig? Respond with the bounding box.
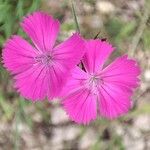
[129,0,150,56]
[94,30,101,39]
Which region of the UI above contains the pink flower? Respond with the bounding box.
[61,40,141,124]
[2,11,85,101]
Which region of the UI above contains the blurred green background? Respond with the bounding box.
[0,0,150,150]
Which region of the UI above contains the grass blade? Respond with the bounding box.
[71,0,80,33]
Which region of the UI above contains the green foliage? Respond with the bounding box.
[0,94,14,120]
[91,137,101,150]
[85,0,95,5]
[61,22,76,31]
[105,18,136,45]
[116,21,136,43]
[105,18,124,38]
[142,29,150,50]
[0,0,41,40]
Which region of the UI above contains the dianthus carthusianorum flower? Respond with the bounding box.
[61,40,140,124]
[2,12,85,101]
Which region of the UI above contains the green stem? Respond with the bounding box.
[71,0,80,33]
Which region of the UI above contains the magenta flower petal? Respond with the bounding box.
[61,40,140,124]
[53,33,85,70]
[2,12,85,101]
[46,33,85,99]
[63,89,97,125]
[98,55,140,119]
[61,67,97,124]
[14,64,48,100]
[100,55,141,88]
[21,11,60,51]
[46,62,69,100]
[60,66,88,97]
[82,39,114,73]
[98,83,131,119]
[2,35,37,74]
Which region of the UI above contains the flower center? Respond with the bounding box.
[34,53,53,66]
[85,74,102,95]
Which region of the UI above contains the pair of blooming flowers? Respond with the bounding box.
[2,11,140,124]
